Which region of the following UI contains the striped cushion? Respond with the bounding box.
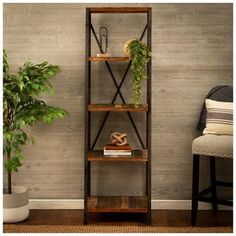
[203,99,233,135]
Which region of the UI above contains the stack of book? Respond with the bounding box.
[104,144,132,156]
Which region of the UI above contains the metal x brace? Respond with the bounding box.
[90,23,148,150]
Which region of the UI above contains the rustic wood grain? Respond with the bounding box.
[88,104,148,112]
[3,3,232,200]
[89,57,129,62]
[7,209,233,227]
[88,7,150,13]
[87,196,148,212]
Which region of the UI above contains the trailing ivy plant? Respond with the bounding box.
[3,50,68,194]
[126,39,151,106]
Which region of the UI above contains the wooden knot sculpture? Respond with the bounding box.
[110,132,128,146]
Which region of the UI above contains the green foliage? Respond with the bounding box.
[127,40,151,106]
[3,50,68,179]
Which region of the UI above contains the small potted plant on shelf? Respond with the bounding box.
[3,50,68,223]
[124,39,151,107]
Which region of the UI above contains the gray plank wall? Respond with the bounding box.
[3,3,232,200]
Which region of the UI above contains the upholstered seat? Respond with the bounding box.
[191,86,233,226]
[192,134,233,159]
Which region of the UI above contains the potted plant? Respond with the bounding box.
[124,39,151,106]
[3,50,68,223]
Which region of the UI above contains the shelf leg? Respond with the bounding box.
[88,162,91,196]
[84,211,88,225]
[146,211,152,225]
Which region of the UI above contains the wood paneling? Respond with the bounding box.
[176,13,232,25]
[3,3,232,200]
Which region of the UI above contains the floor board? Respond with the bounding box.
[13,210,233,226]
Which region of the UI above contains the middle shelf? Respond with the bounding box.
[88,104,148,112]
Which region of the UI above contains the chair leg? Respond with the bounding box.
[191,154,200,226]
[210,157,218,211]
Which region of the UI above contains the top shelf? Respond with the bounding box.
[89,57,129,62]
[87,7,151,13]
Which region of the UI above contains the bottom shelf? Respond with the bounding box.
[87,196,148,213]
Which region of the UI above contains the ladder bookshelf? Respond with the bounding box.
[84,7,152,224]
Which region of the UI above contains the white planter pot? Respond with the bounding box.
[3,186,29,223]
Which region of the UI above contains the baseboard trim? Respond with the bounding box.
[29,199,232,210]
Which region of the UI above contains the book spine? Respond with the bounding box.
[103,149,131,153]
[105,148,132,151]
[104,151,132,156]
[104,144,131,150]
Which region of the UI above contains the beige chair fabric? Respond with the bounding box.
[203,99,233,135]
[192,134,233,158]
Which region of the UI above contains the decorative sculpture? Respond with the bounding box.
[100,27,108,53]
[110,132,128,146]
[97,27,110,57]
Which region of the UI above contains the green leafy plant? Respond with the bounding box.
[125,39,151,106]
[3,50,68,194]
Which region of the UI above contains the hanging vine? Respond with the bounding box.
[124,39,151,106]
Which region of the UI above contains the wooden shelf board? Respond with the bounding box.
[88,104,148,112]
[88,7,150,13]
[87,196,148,213]
[89,57,129,62]
[88,150,148,162]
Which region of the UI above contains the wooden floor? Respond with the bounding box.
[15,210,233,226]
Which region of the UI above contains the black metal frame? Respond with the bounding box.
[84,7,152,225]
[191,154,233,226]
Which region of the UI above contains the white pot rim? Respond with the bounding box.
[3,186,27,195]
